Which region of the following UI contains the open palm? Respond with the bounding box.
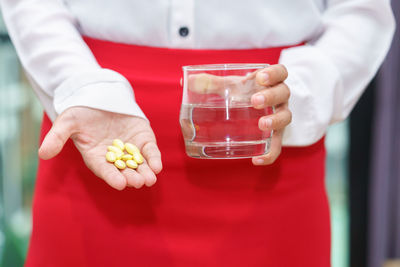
[39,107,162,190]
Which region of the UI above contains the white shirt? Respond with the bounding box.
[0,0,395,146]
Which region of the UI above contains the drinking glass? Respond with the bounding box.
[180,64,273,159]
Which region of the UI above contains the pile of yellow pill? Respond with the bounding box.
[105,139,144,170]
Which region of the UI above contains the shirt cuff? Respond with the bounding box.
[53,68,147,120]
[279,44,342,147]
[281,70,321,147]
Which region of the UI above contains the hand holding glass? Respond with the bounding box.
[180,64,273,159]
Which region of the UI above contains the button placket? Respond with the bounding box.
[179,26,189,37]
[170,0,194,48]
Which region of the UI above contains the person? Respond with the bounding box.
[0,0,395,266]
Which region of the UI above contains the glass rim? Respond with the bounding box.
[182,63,269,71]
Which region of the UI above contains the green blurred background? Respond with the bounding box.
[0,15,349,267]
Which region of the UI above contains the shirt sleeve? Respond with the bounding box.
[0,0,147,122]
[279,0,395,146]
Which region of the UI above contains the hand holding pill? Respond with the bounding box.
[38,107,162,190]
[105,139,143,170]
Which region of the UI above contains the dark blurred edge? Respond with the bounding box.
[0,30,25,267]
[349,78,376,267]
[0,33,10,43]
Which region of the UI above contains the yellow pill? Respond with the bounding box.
[132,151,144,164]
[108,146,123,154]
[114,159,126,170]
[126,159,138,169]
[116,151,124,160]
[121,154,133,161]
[105,151,117,163]
[112,139,125,151]
[125,143,140,155]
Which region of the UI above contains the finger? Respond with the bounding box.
[188,73,243,95]
[251,82,290,109]
[258,105,292,131]
[85,157,127,190]
[136,163,157,187]
[188,73,218,94]
[141,141,163,174]
[38,115,75,160]
[252,129,283,165]
[256,64,288,86]
[241,69,259,82]
[121,168,145,189]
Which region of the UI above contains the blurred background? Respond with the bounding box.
[0,4,398,267]
[0,14,43,267]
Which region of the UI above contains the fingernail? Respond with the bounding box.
[254,94,265,106]
[262,72,269,83]
[265,118,272,128]
[255,158,264,164]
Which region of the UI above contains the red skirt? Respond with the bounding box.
[26,38,330,267]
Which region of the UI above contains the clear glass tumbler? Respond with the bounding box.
[180,64,273,159]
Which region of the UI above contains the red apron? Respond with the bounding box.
[26,38,330,267]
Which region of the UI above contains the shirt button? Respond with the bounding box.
[179,27,189,37]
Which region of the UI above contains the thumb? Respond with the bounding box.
[38,115,75,160]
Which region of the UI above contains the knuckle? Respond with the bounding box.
[269,150,281,164]
[268,65,278,78]
[52,130,64,144]
[135,181,145,189]
[278,64,288,79]
[277,145,282,156]
[142,141,154,150]
[142,141,160,155]
[283,84,291,99]
[276,111,290,127]
[265,90,277,106]
[146,175,157,185]
[288,110,293,124]
[268,157,277,165]
[276,116,284,128]
[132,176,145,188]
[263,155,275,165]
